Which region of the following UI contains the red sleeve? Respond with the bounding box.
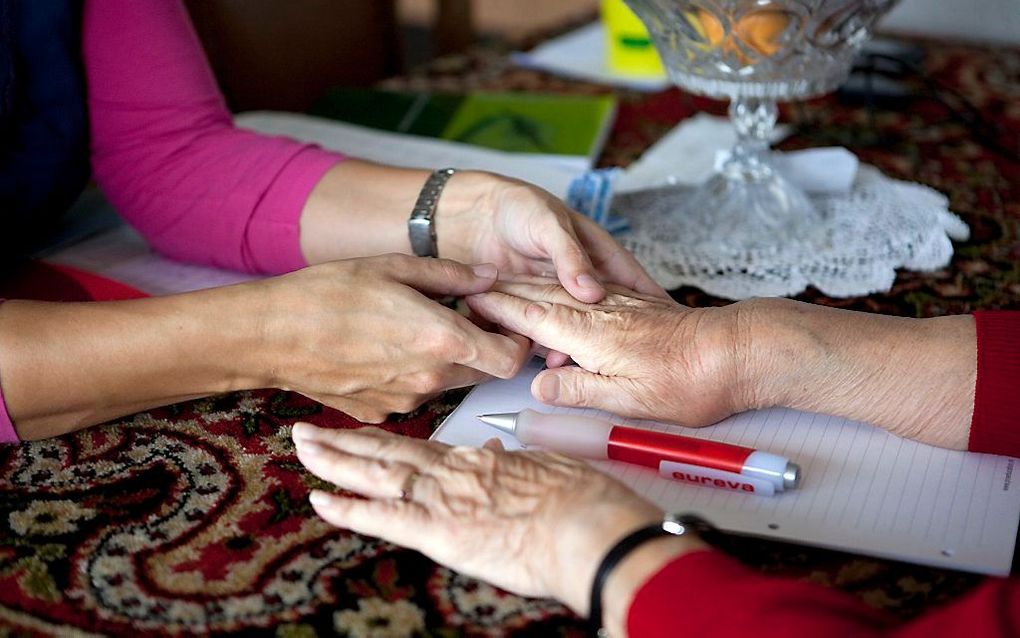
[969,311,1020,458]
[627,551,1020,638]
[83,0,344,275]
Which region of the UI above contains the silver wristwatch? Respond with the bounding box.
[408,168,456,258]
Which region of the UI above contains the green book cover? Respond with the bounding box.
[310,88,617,162]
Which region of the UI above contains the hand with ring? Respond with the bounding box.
[291,422,701,617]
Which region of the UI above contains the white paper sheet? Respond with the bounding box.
[236,112,587,199]
[433,359,1020,576]
[511,23,671,92]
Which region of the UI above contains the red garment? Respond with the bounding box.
[628,310,1020,637]
[971,311,1020,459]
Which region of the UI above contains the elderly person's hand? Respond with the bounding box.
[467,277,752,427]
[466,279,978,448]
[291,423,704,633]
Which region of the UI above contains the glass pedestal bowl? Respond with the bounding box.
[624,0,897,252]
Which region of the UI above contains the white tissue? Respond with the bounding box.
[617,114,859,195]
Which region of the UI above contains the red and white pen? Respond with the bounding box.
[477,409,800,496]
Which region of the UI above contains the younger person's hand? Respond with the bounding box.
[255,255,530,422]
[436,172,666,305]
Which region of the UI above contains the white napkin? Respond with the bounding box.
[617,113,858,194]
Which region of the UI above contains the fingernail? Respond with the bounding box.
[576,273,601,291]
[308,490,331,507]
[292,422,316,441]
[296,440,326,456]
[472,263,498,279]
[538,374,560,402]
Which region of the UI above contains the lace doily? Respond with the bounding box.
[614,166,970,300]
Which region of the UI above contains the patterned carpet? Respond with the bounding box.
[2,34,1018,637]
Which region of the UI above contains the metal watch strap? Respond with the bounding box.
[408,168,456,258]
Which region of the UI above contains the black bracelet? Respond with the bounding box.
[588,514,715,637]
[588,524,669,637]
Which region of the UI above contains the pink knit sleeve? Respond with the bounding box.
[83,0,345,274]
[0,384,15,444]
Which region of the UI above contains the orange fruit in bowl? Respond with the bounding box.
[687,8,790,64]
[736,10,790,56]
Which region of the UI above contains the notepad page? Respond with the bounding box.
[432,359,1020,576]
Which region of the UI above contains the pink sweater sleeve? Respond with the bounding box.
[83,0,345,274]
[0,299,13,443]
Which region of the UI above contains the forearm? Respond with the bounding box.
[299,161,499,265]
[745,299,976,449]
[0,286,264,440]
[299,160,426,264]
[600,535,705,637]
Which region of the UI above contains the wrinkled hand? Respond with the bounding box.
[255,255,530,423]
[437,173,665,308]
[467,277,755,427]
[292,423,668,615]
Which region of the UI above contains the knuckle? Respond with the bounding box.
[412,370,445,394]
[422,326,463,357]
[524,301,551,321]
[354,410,388,424]
[446,445,487,467]
[437,329,477,364]
[395,397,423,414]
[501,353,527,379]
[558,375,583,404]
[434,258,467,283]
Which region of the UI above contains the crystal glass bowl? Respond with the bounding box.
[624,0,898,251]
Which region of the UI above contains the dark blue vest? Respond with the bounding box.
[0,0,89,263]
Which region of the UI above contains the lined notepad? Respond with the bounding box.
[433,359,1020,575]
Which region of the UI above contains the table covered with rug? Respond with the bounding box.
[1,32,1018,636]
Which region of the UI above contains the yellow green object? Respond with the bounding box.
[601,0,665,77]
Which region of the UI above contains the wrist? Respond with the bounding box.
[548,500,662,615]
[182,283,273,394]
[434,170,504,263]
[663,302,774,420]
[601,534,706,637]
[733,297,813,412]
[211,278,293,393]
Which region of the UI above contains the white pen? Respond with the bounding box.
[478,409,800,496]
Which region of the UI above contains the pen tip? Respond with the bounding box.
[476,412,518,435]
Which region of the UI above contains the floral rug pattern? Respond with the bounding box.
[3,35,1018,637]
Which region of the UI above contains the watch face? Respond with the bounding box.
[408,170,455,258]
[664,512,715,536]
[408,217,437,258]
